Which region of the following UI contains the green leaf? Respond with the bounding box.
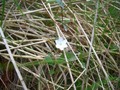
[91,82,98,90]
[47,0,56,3]
[63,25,68,31]
[108,6,120,19]
[49,70,55,75]
[13,0,23,15]
[75,80,82,89]
[59,52,76,61]
[63,18,70,23]
[45,55,53,61]
[56,0,64,9]
[46,0,65,9]
[19,52,76,67]
[19,56,64,67]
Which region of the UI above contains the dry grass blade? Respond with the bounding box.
[0,0,119,90]
[0,27,28,90]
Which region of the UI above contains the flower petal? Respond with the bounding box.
[55,37,68,50]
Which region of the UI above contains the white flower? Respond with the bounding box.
[55,37,68,50]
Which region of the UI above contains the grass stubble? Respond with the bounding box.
[0,0,120,90]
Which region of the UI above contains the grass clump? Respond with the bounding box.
[0,0,120,90]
